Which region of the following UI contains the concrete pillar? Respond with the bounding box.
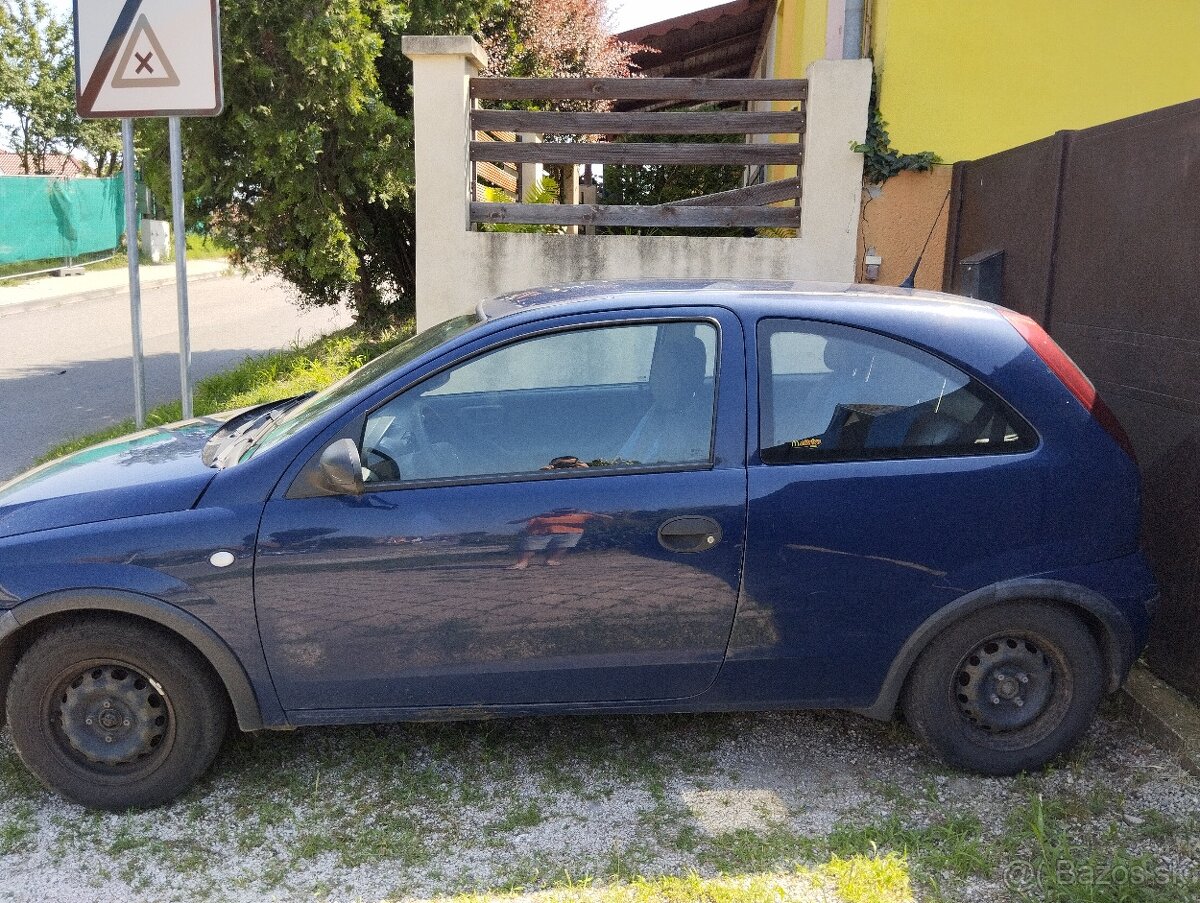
[401,35,488,331]
[798,58,873,282]
[562,163,582,236]
[580,166,598,236]
[517,133,544,202]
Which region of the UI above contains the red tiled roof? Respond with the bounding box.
[615,0,774,110]
[619,0,768,45]
[0,152,87,177]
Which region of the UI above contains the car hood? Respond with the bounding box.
[0,418,227,540]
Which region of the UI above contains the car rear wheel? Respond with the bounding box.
[5,618,228,809]
[901,602,1103,775]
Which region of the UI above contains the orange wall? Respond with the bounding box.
[857,167,952,289]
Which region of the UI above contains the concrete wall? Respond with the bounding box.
[402,36,872,332]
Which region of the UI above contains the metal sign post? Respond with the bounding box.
[168,117,192,418]
[120,118,146,427]
[74,0,222,421]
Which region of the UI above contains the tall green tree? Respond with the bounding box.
[140,0,509,324]
[0,0,121,174]
[0,0,74,173]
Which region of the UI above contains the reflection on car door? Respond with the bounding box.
[253,309,748,713]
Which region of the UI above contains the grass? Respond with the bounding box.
[686,751,1200,903]
[996,791,1200,903]
[0,802,36,855]
[183,233,230,260]
[543,863,910,903]
[443,859,912,903]
[0,234,229,285]
[0,708,1196,902]
[38,322,413,463]
[0,248,128,283]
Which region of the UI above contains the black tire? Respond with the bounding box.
[901,602,1103,775]
[5,617,228,810]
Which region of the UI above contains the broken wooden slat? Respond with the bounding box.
[669,176,803,207]
[476,161,517,195]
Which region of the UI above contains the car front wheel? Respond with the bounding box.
[6,617,228,809]
[902,601,1104,775]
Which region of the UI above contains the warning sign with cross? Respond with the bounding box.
[74,0,222,118]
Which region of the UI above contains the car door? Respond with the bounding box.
[253,308,747,713]
[731,317,1042,707]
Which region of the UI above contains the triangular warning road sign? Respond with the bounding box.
[110,14,180,88]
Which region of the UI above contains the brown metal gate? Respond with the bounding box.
[943,99,1200,698]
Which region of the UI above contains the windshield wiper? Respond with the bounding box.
[204,393,314,468]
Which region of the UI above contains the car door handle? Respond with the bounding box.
[658,516,723,554]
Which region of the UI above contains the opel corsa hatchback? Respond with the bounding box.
[0,282,1156,809]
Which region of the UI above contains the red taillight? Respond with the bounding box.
[999,309,1137,462]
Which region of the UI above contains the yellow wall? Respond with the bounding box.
[766,1,826,181]
[869,0,1200,162]
[771,0,827,79]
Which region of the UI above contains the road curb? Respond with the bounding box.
[0,267,231,318]
[1120,662,1200,776]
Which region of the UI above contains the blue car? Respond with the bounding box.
[0,282,1156,809]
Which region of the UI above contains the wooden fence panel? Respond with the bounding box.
[470,77,808,102]
[470,142,804,166]
[471,202,801,229]
[470,110,806,136]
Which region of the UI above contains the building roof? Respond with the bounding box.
[0,153,86,177]
[615,0,774,110]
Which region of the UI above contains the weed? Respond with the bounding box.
[0,802,35,855]
[492,800,545,833]
[827,813,993,880]
[699,824,816,873]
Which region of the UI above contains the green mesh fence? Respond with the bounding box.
[0,174,126,266]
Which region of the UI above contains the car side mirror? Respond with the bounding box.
[316,438,364,496]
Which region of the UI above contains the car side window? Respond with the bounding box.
[757,319,1033,464]
[362,321,719,484]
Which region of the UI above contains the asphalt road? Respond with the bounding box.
[0,274,353,481]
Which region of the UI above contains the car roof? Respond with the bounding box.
[476,279,996,322]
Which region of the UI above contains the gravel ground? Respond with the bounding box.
[0,702,1197,902]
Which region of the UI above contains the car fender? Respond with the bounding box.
[0,589,268,731]
[857,578,1135,721]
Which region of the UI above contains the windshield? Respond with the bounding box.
[243,314,481,460]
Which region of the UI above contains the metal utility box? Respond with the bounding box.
[955,249,1005,306]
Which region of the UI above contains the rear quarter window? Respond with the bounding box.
[757,319,1035,464]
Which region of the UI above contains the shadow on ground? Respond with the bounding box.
[0,349,266,481]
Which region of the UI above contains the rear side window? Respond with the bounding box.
[757,319,1034,464]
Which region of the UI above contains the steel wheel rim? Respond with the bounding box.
[951,632,1071,750]
[44,658,177,783]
